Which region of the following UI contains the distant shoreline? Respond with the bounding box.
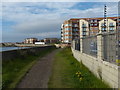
[0,43,50,47]
[0,47,32,52]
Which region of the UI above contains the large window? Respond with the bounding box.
[101,23,106,26]
[109,23,114,26]
[73,24,78,27]
[94,20,97,22]
[65,36,72,39]
[82,32,86,35]
[90,24,93,26]
[82,28,86,31]
[94,24,98,26]
[65,24,72,26]
[65,32,69,35]
[65,32,72,35]
[73,28,78,31]
[94,27,98,30]
[91,20,94,22]
[65,36,69,38]
[82,24,86,27]
[109,27,114,31]
[65,28,71,30]
[101,27,106,30]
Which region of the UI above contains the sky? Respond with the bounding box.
[1,1,119,42]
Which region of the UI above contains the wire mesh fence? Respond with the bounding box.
[103,33,116,64]
[74,39,80,51]
[72,32,120,65]
[82,36,97,57]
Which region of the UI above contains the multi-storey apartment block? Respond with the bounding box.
[61,17,118,43]
[24,38,38,44]
[44,38,59,44]
[61,19,79,43]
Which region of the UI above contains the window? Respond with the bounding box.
[65,24,72,26]
[90,28,93,30]
[65,28,71,30]
[94,20,97,22]
[90,24,93,26]
[73,24,78,27]
[101,23,106,26]
[109,27,114,31]
[82,28,86,31]
[69,36,72,38]
[65,36,69,38]
[73,28,78,31]
[65,32,69,35]
[82,24,86,27]
[91,20,94,22]
[94,24,98,26]
[94,28,98,30]
[109,23,114,26]
[82,32,86,35]
[101,27,106,30]
[65,32,72,35]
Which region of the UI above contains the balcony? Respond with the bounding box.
[82,28,87,32]
[82,33,86,36]
[73,33,79,35]
[82,26,87,28]
[109,23,115,27]
[82,30,87,32]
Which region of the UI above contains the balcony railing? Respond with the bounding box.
[109,25,115,27]
[82,26,87,28]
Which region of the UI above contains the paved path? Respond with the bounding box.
[17,49,58,88]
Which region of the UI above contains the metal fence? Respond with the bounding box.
[82,36,97,57]
[74,39,80,51]
[103,33,116,63]
[72,32,120,65]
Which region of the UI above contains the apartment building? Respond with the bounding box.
[24,38,38,44]
[44,38,59,44]
[61,17,118,43]
[61,18,79,43]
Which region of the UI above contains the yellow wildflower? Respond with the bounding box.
[80,77,82,81]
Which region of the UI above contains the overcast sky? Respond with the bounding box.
[1,1,119,42]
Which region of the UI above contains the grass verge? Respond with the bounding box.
[2,47,56,89]
[48,48,110,88]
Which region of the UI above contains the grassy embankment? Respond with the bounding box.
[48,48,110,88]
[2,47,56,89]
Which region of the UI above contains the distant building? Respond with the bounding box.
[44,38,59,44]
[24,38,38,44]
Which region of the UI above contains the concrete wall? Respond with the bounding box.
[71,48,120,88]
[2,46,55,61]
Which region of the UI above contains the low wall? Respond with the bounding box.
[71,48,120,88]
[2,46,55,61]
[15,44,49,47]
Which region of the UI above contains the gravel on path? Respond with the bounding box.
[17,49,58,88]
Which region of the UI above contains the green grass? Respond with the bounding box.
[2,47,56,89]
[48,48,110,88]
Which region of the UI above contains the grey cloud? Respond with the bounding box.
[12,20,62,34]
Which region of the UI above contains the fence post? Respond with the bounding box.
[97,33,104,61]
[72,40,75,50]
[80,38,83,53]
